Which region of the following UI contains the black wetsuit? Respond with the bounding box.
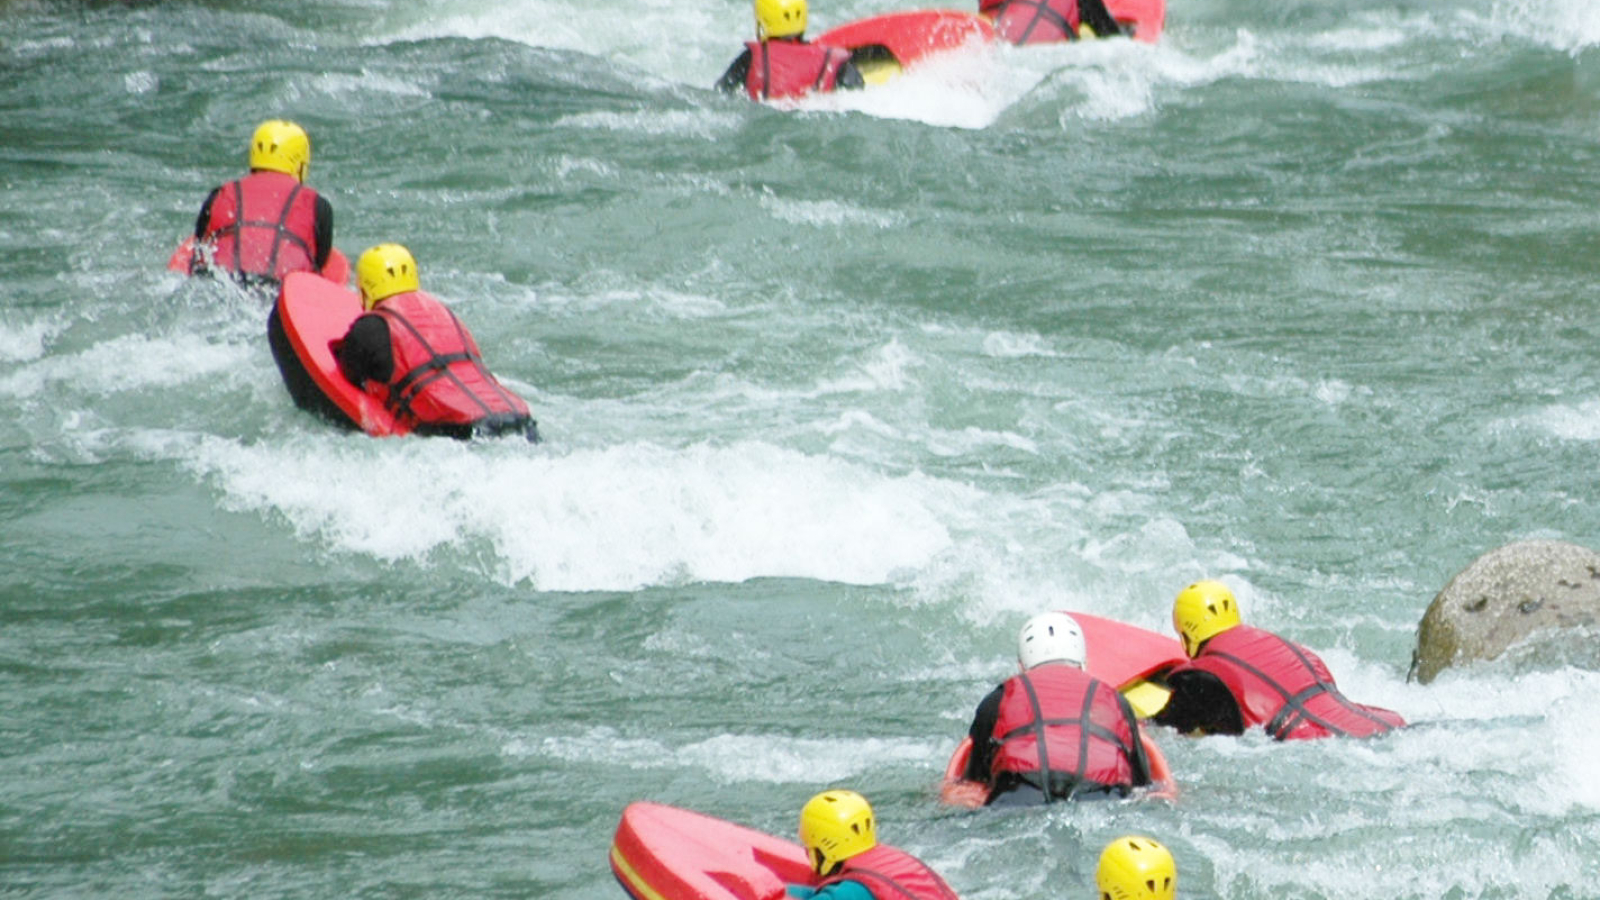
[1151,668,1248,736]
[334,313,395,386]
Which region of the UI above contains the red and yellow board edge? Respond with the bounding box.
[609,801,814,900]
[274,272,407,437]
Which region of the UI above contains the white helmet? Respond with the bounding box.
[1017,612,1086,670]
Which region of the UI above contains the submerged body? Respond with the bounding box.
[1156,581,1406,740]
[978,0,1122,44]
[717,38,864,100]
[1154,624,1406,739]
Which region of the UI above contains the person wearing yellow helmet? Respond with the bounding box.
[789,790,960,900]
[191,119,334,285]
[1095,835,1176,900]
[715,0,866,101]
[977,0,1125,45]
[334,243,538,441]
[1151,580,1406,740]
[959,612,1153,805]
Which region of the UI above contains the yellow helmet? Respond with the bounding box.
[249,120,311,183]
[798,789,875,876]
[756,0,807,40]
[1172,579,1241,657]
[356,243,420,310]
[1096,835,1176,900]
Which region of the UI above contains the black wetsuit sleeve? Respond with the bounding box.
[1078,0,1124,37]
[336,314,394,387]
[835,61,865,91]
[716,48,753,93]
[194,186,221,239]
[962,685,1006,782]
[312,195,333,271]
[1116,691,1153,786]
[1151,669,1245,736]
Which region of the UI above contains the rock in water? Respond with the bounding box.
[1413,540,1600,683]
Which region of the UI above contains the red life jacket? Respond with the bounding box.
[818,844,961,900]
[1171,625,1406,740]
[369,291,531,430]
[989,663,1144,794]
[980,0,1082,44]
[744,39,854,100]
[198,171,320,280]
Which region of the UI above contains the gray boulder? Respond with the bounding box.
[1413,540,1600,684]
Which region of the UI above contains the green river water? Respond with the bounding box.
[4,0,1600,896]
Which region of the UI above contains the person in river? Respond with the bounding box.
[977,0,1124,44]
[960,612,1153,804]
[716,0,865,101]
[1150,580,1406,740]
[786,790,960,900]
[1094,835,1176,900]
[190,119,333,285]
[333,243,538,442]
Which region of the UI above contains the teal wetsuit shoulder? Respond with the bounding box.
[788,880,874,900]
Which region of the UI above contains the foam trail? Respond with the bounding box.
[183,435,975,592]
[1491,0,1600,52]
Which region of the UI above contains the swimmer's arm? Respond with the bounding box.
[716,49,753,93]
[1152,670,1243,736]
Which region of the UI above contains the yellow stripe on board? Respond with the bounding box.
[1122,680,1172,719]
[857,58,902,86]
[610,844,670,900]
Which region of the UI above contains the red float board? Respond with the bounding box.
[1067,611,1186,689]
[815,9,994,68]
[273,271,408,437]
[1105,0,1165,43]
[610,802,816,900]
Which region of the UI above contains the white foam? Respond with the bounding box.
[1538,688,1600,812]
[345,0,1501,128]
[678,734,938,784]
[550,154,619,181]
[1143,11,1447,95]
[0,332,244,399]
[814,339,922,395]
[533,282,729,319]
[556,109,742,139]
[980,331,1058,359]
[507,728,938,783]
[985,36,1172,122]
[183,435,968,592]
[1490,0,1600,52]
[123,71,158,95]
[759,195,904,229]
[312,70,432,99]
[1518,398,1600,441]
[0,315,62,364]
[800,41,1027,129]
[382,0,734,88]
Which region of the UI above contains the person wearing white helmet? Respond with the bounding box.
[191,119,333,285]
[960,612,1152,804]
[715,0,865,101]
